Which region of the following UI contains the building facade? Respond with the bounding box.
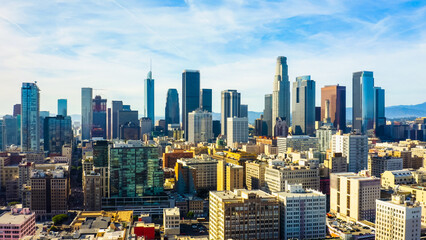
[292,75,316,135]
[144,71,155,128]
[321,85,346,132]
[81,87,93,140]
[21,82,40,152]
[332,133,368,173]
[187,109,213,144]
[352,71,374,134]
[165,89,180,130]
[221,90,241,136]
[182,70,200,140]
[200,88,212,112]
[272,56,290,136]
[226,117,248,147]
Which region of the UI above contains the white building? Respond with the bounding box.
[332,133,368,173]
[187,109,213,144]
[227,117,248,147]
[376,195,421,240]
[264,165,320,193]
[277,135,319,153]
[273,184,326,240]
[163,207,180,236]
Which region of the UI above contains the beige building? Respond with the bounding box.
[330,172,380,222]
[83,171,102,211]
[175,157,218,192]
[217,160,244,191]
[245,161,267,190]
[375,195,421,240]
[381,169,415,189]
[209,189,279,240]
[163,207,180,236]
[368,155,403,177]
[264,165,320,193]
[324,152,347,176]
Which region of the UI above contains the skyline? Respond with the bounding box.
[1,0,426,116]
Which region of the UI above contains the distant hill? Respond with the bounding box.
[347,102,426,120]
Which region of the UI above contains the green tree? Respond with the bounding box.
[7,201,20,206]
[186,211,194,219]
[52,214,68,225]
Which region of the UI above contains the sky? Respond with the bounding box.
[1,0,426,118]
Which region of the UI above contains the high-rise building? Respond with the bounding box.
[140,117,153,137]
[111,101,123,139]
[265,165,320,192]
[368,155,403,177]
[212,120,221,138]
[292,76,316,135]
[175,157,217,194]
[107,108,111,139]
[272,56,290,136]
[209,189,280,240]
[182,70,200,140]
[321,85,346,132]
[144,70,155,128]
[240,104,248,118]
[0,119,5,152]
[4,115,19,147]
[165,89,180,130]
[226,117,248,147]
[187,109,213,144]
[21,82,40,152]
[57,99,67,117]
[162,150,194,169]
[245,160,267,190]
[92,95,107,138]
[324,152,347,176]
[375,195,421,240]
[221,90,241,136]
[330,172,380,222]
[43,115,72,155]
[83,171,102,211]
[374,87,386,137]
[274,184,327,240]
[352,71,374,134]
[277,135,318,153]
[118,107,138,139]
[81,87,93,140]
[332,133,368,173]
[13,104,21,117]
[200,88,212,112]
[217,160,244,191]
[263,94,273,136]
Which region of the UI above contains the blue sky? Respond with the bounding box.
[0,0,425,117]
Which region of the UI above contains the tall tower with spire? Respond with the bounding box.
[144,62,155,127]
[272,56,290,136]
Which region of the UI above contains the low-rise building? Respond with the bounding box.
[265,165,320,193]
[0,208,36,240]
[368,155,403,177]
[163,207,180,236]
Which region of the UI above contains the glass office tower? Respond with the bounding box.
[21,82,40,152]
[200,88,212,112]
[92,96,107,138]
[165,89,180,128]
[144,71,155,127]
[43,115,72,154]
[374,87,386,137]
[352,71,374,134]
[292,76,316,136]
[57,99,67,117]
[81,88,93,140]
[182,70,200,140]
[263,94,273,136]
[321,85,346,132]
[272,56,290,136]
[221,90,241,136]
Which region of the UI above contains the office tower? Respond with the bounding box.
[226,117,248,147]
[83,171,102,211]
[43,115,72,155]
[144,70,155,127]
[276,135,319,153]
[163,207,180,236]
[175,157,218,194]
[324,153,347,176]
[163,150,194,169]
[182,70,200,140]
[321,85,346,131]
[57,99,67,117]
[0,119,4,151]
[375,195,421,240]
[111,101,123,139]
[368,155,403,177]
[107,108,111,139]
[30,169,69,219]
[93,140,109,197]
[240,104,248,118]
[245,161,267,190]
[272,56,290,137]
[254,117,268,136]
[81,87,93,140]
[274,117,288,137]
[39,111,49,142]
[13,104,21,117]
[209,189,280,240]
[118,107,138,138]
[4,115,19,146]
[317,126,336,152]
[274,184,326,240]
[217,159,244,191]
[155,119,166,132]
[353,71,374,134]
[109,144,164,197]
[21,82,40,152]
[221,90,241,136]
[292,76,316,135]
[165,89,180,130]
[0,208,36,239]
[332,133,368,173]
[265,165,320,192]
[263,94,273,136]
[120,122,140,140]
[374,87,386,137]
[140,117,153,137]
[330,172,380,222]
[92,95,107,138]
[212,120,221,138]
[200,88,212,112]
[187,109,213,144]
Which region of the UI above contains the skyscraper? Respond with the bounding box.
[144,71,155,127]
[92,96,107,138]
[226,117,248,147]
[221,90,241,136]
[374,87,386,137]
[187,109,213,144]
[352,71,374,134]
[240,104,248,118]
[165,89,180,129]
[21,82,40,152]
[57,99,67,117]
[43,115,72,154]
[321,85,346,132]
[200,88,212,112]
[13,104,21,117]
[81,88,93,140]
[292,76,316,135]
[272,56,290,136]
[182,70,200,140]
[263,94,272,136]
[111,100,123,139]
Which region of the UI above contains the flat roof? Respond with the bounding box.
[0,212,34,225]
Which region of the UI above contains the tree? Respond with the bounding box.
[186,211,194,219]
[52,214,68,225]
[7,201,20,206]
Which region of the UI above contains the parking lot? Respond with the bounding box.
[179,220,209,237]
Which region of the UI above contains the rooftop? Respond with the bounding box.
[0,209,34,225]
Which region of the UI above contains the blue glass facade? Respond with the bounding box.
[21,82,40,152]
[200,88,212,112]
[292,76,315,135]
[374,87,386,137]
[144,71,155,127]
[81,88,93,140]
[43,115,72,154]
[57,99,67,117]
[353,71,374,134]
[165,88,180,128]
[182,70,200,140]
[92,95,107,138]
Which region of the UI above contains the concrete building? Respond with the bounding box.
[175,157,217,194]
[209,189,279,240]
[277,135,318,153]
[332,133,368,173]
[324,152,347,176]
[221,90,241,136]
[226,117,248,147]
[163,150,194,169]
[217,160,244,191]
[292,75,316,136]
[272,56,290,137]
[330,172,380,222]
[265,165,320,193]
[0,208,36,239]
[83,171,102,211]
[245,161,267,190]
[163,207,180,236]
[368,155,403,177]
[274,184,326,240]
[375,195,421,240]
[381,169,415,189]
[187,109,213,144]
